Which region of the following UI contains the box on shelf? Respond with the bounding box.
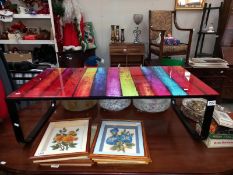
[213,110,233,129]
[4,52,32,62]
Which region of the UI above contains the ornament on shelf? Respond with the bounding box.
[36,2,49,14]
[20,0,36,6]
[62,0,83,51]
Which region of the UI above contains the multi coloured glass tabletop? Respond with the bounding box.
[7,66,219,100]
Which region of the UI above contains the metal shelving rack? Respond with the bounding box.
[194,2,223,58]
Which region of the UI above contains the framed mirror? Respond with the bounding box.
[175,0,205,10]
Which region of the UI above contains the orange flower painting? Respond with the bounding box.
[51,127,79,151]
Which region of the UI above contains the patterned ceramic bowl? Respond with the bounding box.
[62,100,97,112]
[133,99,171,113]
[99,99,131,111]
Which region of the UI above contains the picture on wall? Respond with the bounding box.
[175,0,205,10]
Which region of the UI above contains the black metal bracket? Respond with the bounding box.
[6,100,56,144]
[172,97,216,140]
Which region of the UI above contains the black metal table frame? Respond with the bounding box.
[6,95,217,144]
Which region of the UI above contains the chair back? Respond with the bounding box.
[149,10,172,39]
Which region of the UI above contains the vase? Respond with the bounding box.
[111,25,115,42]
[121,29,125,43]
[115,25,120,42]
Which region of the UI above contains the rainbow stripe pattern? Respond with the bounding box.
[8,66,219,99]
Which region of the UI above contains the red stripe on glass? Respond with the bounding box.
[42,68,73,97]
[59,68,86,97]
[8,68,54,98]
[162,66,204,95]
[24,69,65,97]
[129,67,155,96]
[174,66,218,95]
[73,68,97,97]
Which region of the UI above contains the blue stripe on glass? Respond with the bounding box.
[151,66,187,96]
[91,67,107,96]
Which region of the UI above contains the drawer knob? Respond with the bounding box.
[220,70,224,74]
[123,48,127,52]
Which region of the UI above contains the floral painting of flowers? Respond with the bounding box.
[51,128,79,151]
[93,120,145,157]
[33,119,89,157]
[106,128,135,152]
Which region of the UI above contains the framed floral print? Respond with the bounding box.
[175,0,206,10]
[31,119,91,160]
[90,120,150,162]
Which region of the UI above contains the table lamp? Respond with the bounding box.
[133,14,143,43]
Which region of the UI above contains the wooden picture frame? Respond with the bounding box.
[175,0,205,10]
[90,120,151,162]
[31,119,91,160]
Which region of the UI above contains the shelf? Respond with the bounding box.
[198,31,218,35]
[13,14,51,19]
[196,53,214,57]
[0,40,55,45]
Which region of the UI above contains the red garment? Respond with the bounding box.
[63,23,81,51]
[0,80,8,120]
[54,15,63,52]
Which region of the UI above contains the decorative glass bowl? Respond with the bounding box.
[99,99,131,111]
[62,100,97,112]
[133,99,171,113]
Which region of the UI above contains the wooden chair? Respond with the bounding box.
[148,10,193,65]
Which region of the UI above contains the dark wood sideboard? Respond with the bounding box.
[186,67,233,100]
[109,43,145,66]
[0,103,232,175]
[58,49,96,67]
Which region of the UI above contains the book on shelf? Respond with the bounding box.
[189,57,229,68]
[90,120,151,165]
[196,117,233,136]
[213,111,233,129]
[30,118,92,164]
[196,115,233,148]
[203,137,233,148]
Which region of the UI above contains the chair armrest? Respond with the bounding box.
[174,22,193,32]
[173,11,193,32]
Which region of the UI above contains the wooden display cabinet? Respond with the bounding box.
[109,42,144,66]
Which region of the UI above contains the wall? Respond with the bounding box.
[78,0,223,66]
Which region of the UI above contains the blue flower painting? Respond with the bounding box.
[106,128,135,152]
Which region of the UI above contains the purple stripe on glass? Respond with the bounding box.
[106,67,121,97]
[141,67,171,96]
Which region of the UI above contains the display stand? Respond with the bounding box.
[194,3,223,58]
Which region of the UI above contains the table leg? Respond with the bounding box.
[200,97,216,139]
[6,100,56,144]
[172,97,216,140]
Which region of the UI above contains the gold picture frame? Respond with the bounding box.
[30,118,91,161]
[175,0,205,10]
